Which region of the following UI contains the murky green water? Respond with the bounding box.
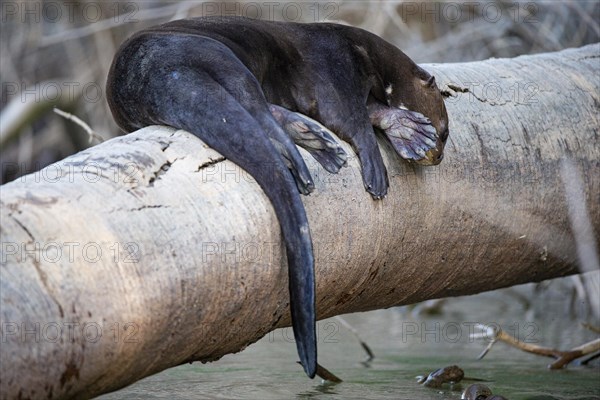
[99,285,600,399]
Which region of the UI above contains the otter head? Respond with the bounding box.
[388,66,449,165]
[412,69,449,165]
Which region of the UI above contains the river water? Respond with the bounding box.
[99,281,600,399]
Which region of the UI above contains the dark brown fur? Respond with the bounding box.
[107,16,449,378]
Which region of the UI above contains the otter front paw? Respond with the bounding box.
[358,146,389,199]
[369,103,438,163]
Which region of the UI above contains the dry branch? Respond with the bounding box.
[474,323,600,369]
[53,108,105,144]
[1,44,599,399]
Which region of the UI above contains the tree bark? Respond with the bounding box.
[1,44,598,399]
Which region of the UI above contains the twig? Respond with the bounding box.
[476,338,498,360]
[296,362,343,383]
[582,323,600,334]
[334,316,375,362]
[472,324,600,369]
[53,108,104,144]
[316,363,343,383]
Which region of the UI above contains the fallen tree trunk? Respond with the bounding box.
[1,44,598,399]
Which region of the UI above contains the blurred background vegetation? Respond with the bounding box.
[1,0,598,184]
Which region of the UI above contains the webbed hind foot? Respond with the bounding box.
[269,104,347,174]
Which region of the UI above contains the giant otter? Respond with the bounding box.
[107,16,449,379]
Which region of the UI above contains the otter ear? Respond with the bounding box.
[422,75,436,88]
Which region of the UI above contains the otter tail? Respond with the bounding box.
[108,36,317,377]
